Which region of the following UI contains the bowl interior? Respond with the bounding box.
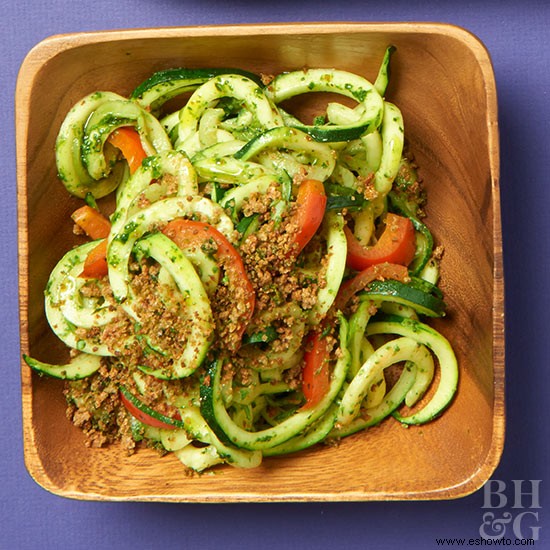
[16,23,503,501]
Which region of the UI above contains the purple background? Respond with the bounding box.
[2,1,548,548]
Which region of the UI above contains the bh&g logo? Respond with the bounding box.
[481,480,542,541]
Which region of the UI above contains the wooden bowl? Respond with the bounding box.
[16,22,503,501]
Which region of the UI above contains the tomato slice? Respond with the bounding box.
[301,331,331,409]
[71,205,111,240]
[107,127,148,174]
[345,213,416,270]
[119,386,182,430]
[162,219,255,349]
[291,178,327,256]
[333,262,410,312]
[79,239,108,279]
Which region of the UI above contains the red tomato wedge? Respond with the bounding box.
[107,127,148,174]
[71,205,111,279]
[162,219,255,349]
[71,205,111,240]
[345,213,416,270]
[80,239,109,279]
[333,262,410,312]
[291,178,327,256]
[301,331,331,409]
[119,386,182,430]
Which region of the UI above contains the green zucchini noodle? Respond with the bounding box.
[25,46,458,474]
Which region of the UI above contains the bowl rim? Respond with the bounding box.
[15,21,504,502]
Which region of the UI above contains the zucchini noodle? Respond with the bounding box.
[25,47,458,474]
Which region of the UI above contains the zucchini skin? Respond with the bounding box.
[130,67,264,112]
[200,318,350,451]
[336,336,432,426]
[266,68,384,142]
[130,232,215,380]
[366,315,458,425]
[81,99,172,180]
[373,45,397,96]
[308,211,347,324]
[359,278,446,317]
[331,361,418,437]
[177,407,262,469]
[110,150,198,234]
[55,91,128,199]
[44,240,114,356]
[199,364,235,447]
[119,385,186,429]
[23,353,102,380]
[55,93,171,199]
[373,101,404,195]
[263,405,339,456]
[176,73,284,149]
[234,126,336,183]
[386,156,436,276]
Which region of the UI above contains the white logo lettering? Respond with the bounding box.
[483,479,508,509]
[513,511,541,541]
[480,479,542,541]
[479,511,513,539]
[512,479,542,509]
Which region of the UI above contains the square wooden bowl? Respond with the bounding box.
[16,22,504,502]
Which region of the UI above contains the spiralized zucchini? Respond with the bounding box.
[25,47,458,474]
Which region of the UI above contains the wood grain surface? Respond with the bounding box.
[15,22,504,502]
